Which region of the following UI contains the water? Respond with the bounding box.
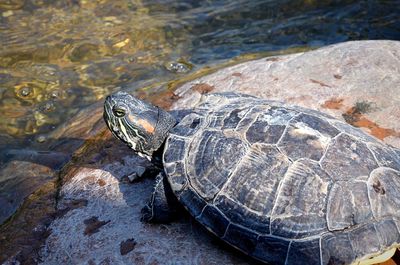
[0,0,399,149]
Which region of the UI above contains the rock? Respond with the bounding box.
[0,161,54,224]
[119,238,137,256]
[35,40,400,264]
[165,60,193,73]
[173,40,400,148]
[40,136,251,264]
[0,102,106,263]
[127,165,146,182]
[0,180,57,264]
[0,101,105,227]
[83,216,111,236]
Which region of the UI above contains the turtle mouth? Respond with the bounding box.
[104,114,151,161]
[108,122,135,149]
[108,124,151,160]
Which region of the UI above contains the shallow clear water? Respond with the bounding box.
[0,0,399,148]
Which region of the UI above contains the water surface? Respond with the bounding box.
[0,0,399,149]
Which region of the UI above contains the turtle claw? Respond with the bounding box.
[140,173,178,224]
[140,200,173,224]
[140,204,153,223]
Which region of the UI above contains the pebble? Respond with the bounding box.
[165,61,192,73]
[19,87,32,97]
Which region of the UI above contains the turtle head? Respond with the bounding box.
[104,91,176,160]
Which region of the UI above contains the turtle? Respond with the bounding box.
[103,91,400,265]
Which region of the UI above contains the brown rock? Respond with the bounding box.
[83,216,110,236]
[120,238,137,255]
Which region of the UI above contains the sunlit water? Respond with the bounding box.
[0,0,399,150]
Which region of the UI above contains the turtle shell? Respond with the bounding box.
[162,92,400,265]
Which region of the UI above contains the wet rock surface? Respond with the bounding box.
[0,161,53,225]
[1,40,400,265]
[0,101,104,225]
[0,102,105,263]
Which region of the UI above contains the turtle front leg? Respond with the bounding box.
[141,172,179,223]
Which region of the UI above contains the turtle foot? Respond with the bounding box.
[140,204,153,223]
[140,173,178,224]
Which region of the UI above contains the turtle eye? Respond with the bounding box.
[112,105,126,118]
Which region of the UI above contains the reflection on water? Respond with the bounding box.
[0,0,399,144]
[0,0,175,141]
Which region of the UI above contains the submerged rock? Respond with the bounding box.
[0,102,105,263]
